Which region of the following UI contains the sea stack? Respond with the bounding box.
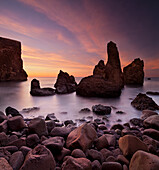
[123,58,144,85]
[54,70,77,94]
[76,41,123,97]
[0,37,28,81]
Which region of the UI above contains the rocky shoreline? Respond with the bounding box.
[0,106,159,170]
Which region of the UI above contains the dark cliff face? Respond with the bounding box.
[0,37,28,81]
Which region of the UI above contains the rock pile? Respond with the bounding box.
[0,106,158,169]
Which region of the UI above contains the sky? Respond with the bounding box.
[0,0,159,77]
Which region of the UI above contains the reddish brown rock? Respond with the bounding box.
[20,145,56,170]
[143,128,159,141]
[102,162,122,170]
[66,123,97,152]
[0,111,7,123]
[119,135,148,157]
[129,150,159,170]
[131,93,159,110]
[8,116,26,131]
[62,156,92,170]
[54,70,77,94]
[0,132,8,146]
[0,157,13,170]
[123,58,144,85]
[26,134,39,148]
[0,120,8,133]
[94,135,109,150]
[87,149,103,163]
[71,149,86,158]
[141,110,158,120]
[0,37,27,81]
[143,115,159,130]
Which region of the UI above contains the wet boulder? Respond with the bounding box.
[92,104,111,115]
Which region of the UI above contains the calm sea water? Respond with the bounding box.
[0,77,159,127]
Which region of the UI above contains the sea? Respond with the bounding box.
[0,77,159,127]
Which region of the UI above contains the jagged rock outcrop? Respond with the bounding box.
[30,79,55,96]
[54,70,77,94]
[123,58,144,85]
[0,37,27,81]
[76,41,124,97]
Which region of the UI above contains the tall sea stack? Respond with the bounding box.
[0,37,28,81]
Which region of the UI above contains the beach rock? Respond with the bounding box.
[146,91,159,95]
[143,115,159,129]
[105,156,116,162]
[79,108,91,113]
[55,147,71,162]
[71,149,86,158]
[100,148,114,161]
[30,79,55,96]
[92,104,111,115]
[50,126,71,138]
[7,137,26,149]
[45,120,55,132]
[129,150,159,170]
[0,37,27,81]
[0,148,11,161]
[87,149,103,163]
[0,111,7,123]
[92,160,102,170]
[21,107,40,113]
[119,135,148,157]
[117,155,129,165]
[143,128,159,141]
[3,146,18,153]
[94,135,109,150]
[141,109,158,120]
[64,120,74,126]
[0,132,8,146]
[42,136,65,152]
[123,58,144,85]
[102,162,122,170]
[66,123,97,151]
[142,135,158,149]
[62,156,92,170]
[54,70,77,94]
[131,93,159,110]
[111,124,124,131]
[130,118,143,127]
[5,106,22,117]
[28,117,48,136]
[26,134,39,148]
[0,120,8,133]
[9,151,24,170]
[8,116,26,131]
[20,145,56,170]
[19,146,31,157]
[0,157,13,170]
[45,113,56,121]
[104,134,116,147]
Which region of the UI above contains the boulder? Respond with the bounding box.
[94,135,109,150]
[0,157,13,170]
[26,134,39,148]
[42,136,65,152]
[143,128,159,141]
[0,120,8,133]
[146,91,159,95]
[76,41,124,98]
[0,111,7,123]
[50,126,71,138]
[0,132,8,146]
[28,117,48,136]
[9,151,24,170]
[87,149,103,163]
[100,148,114,161]
[102,162,122,170]
[66,123,97,151]
[92,160,102,170]
[62,156,92,170]
[3,146,18,153]
[20,145,56,170]
[54,70,77,94]
[19,146,31,157]
[30,79,55,96]
[143,115,159,130]
[71,149,86,158]
[54,147,71,162]
[141,110,158,120]
[123,58,144,85]
[131,93,159,110]
[0,37,27,81]
[7,116,26,131]
[92,104,111,115]
[119,135,148,157]
[129,150,159,170]
[104,134,116,147]
[5,106,22,117]
[7,137,26,149]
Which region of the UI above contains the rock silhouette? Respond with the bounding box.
[76,41,124,97]
[0,37,27,81]
[123,58,144,85]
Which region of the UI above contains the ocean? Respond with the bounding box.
[0,77,159,127]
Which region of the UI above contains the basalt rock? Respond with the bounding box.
[123,58,144,85]
[131,93,159,110]
[0,37,27,81]
[76,41,124,98]
[54,70,77,94]
[30,79,55,96]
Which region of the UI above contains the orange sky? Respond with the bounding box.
[1,0,159,77]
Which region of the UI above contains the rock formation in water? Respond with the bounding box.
[30,79,55,96]
[76,41,124,97]
[54,70,77,94]
[0,37,28,81]
[123,58,144,85]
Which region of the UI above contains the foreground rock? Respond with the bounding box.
[129,150,159,170]
[141,110,158,120]
[76,41,124,98]
[0,157,13,170]
[92,104,111,115]
[20,145,56,170]
[131,93,159,110]
[0,37,27,81]
[66,123,97,151]
[54,70,77,94]
[143,115,159,130]
[30,79,55,96]
[123,58,144,85]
